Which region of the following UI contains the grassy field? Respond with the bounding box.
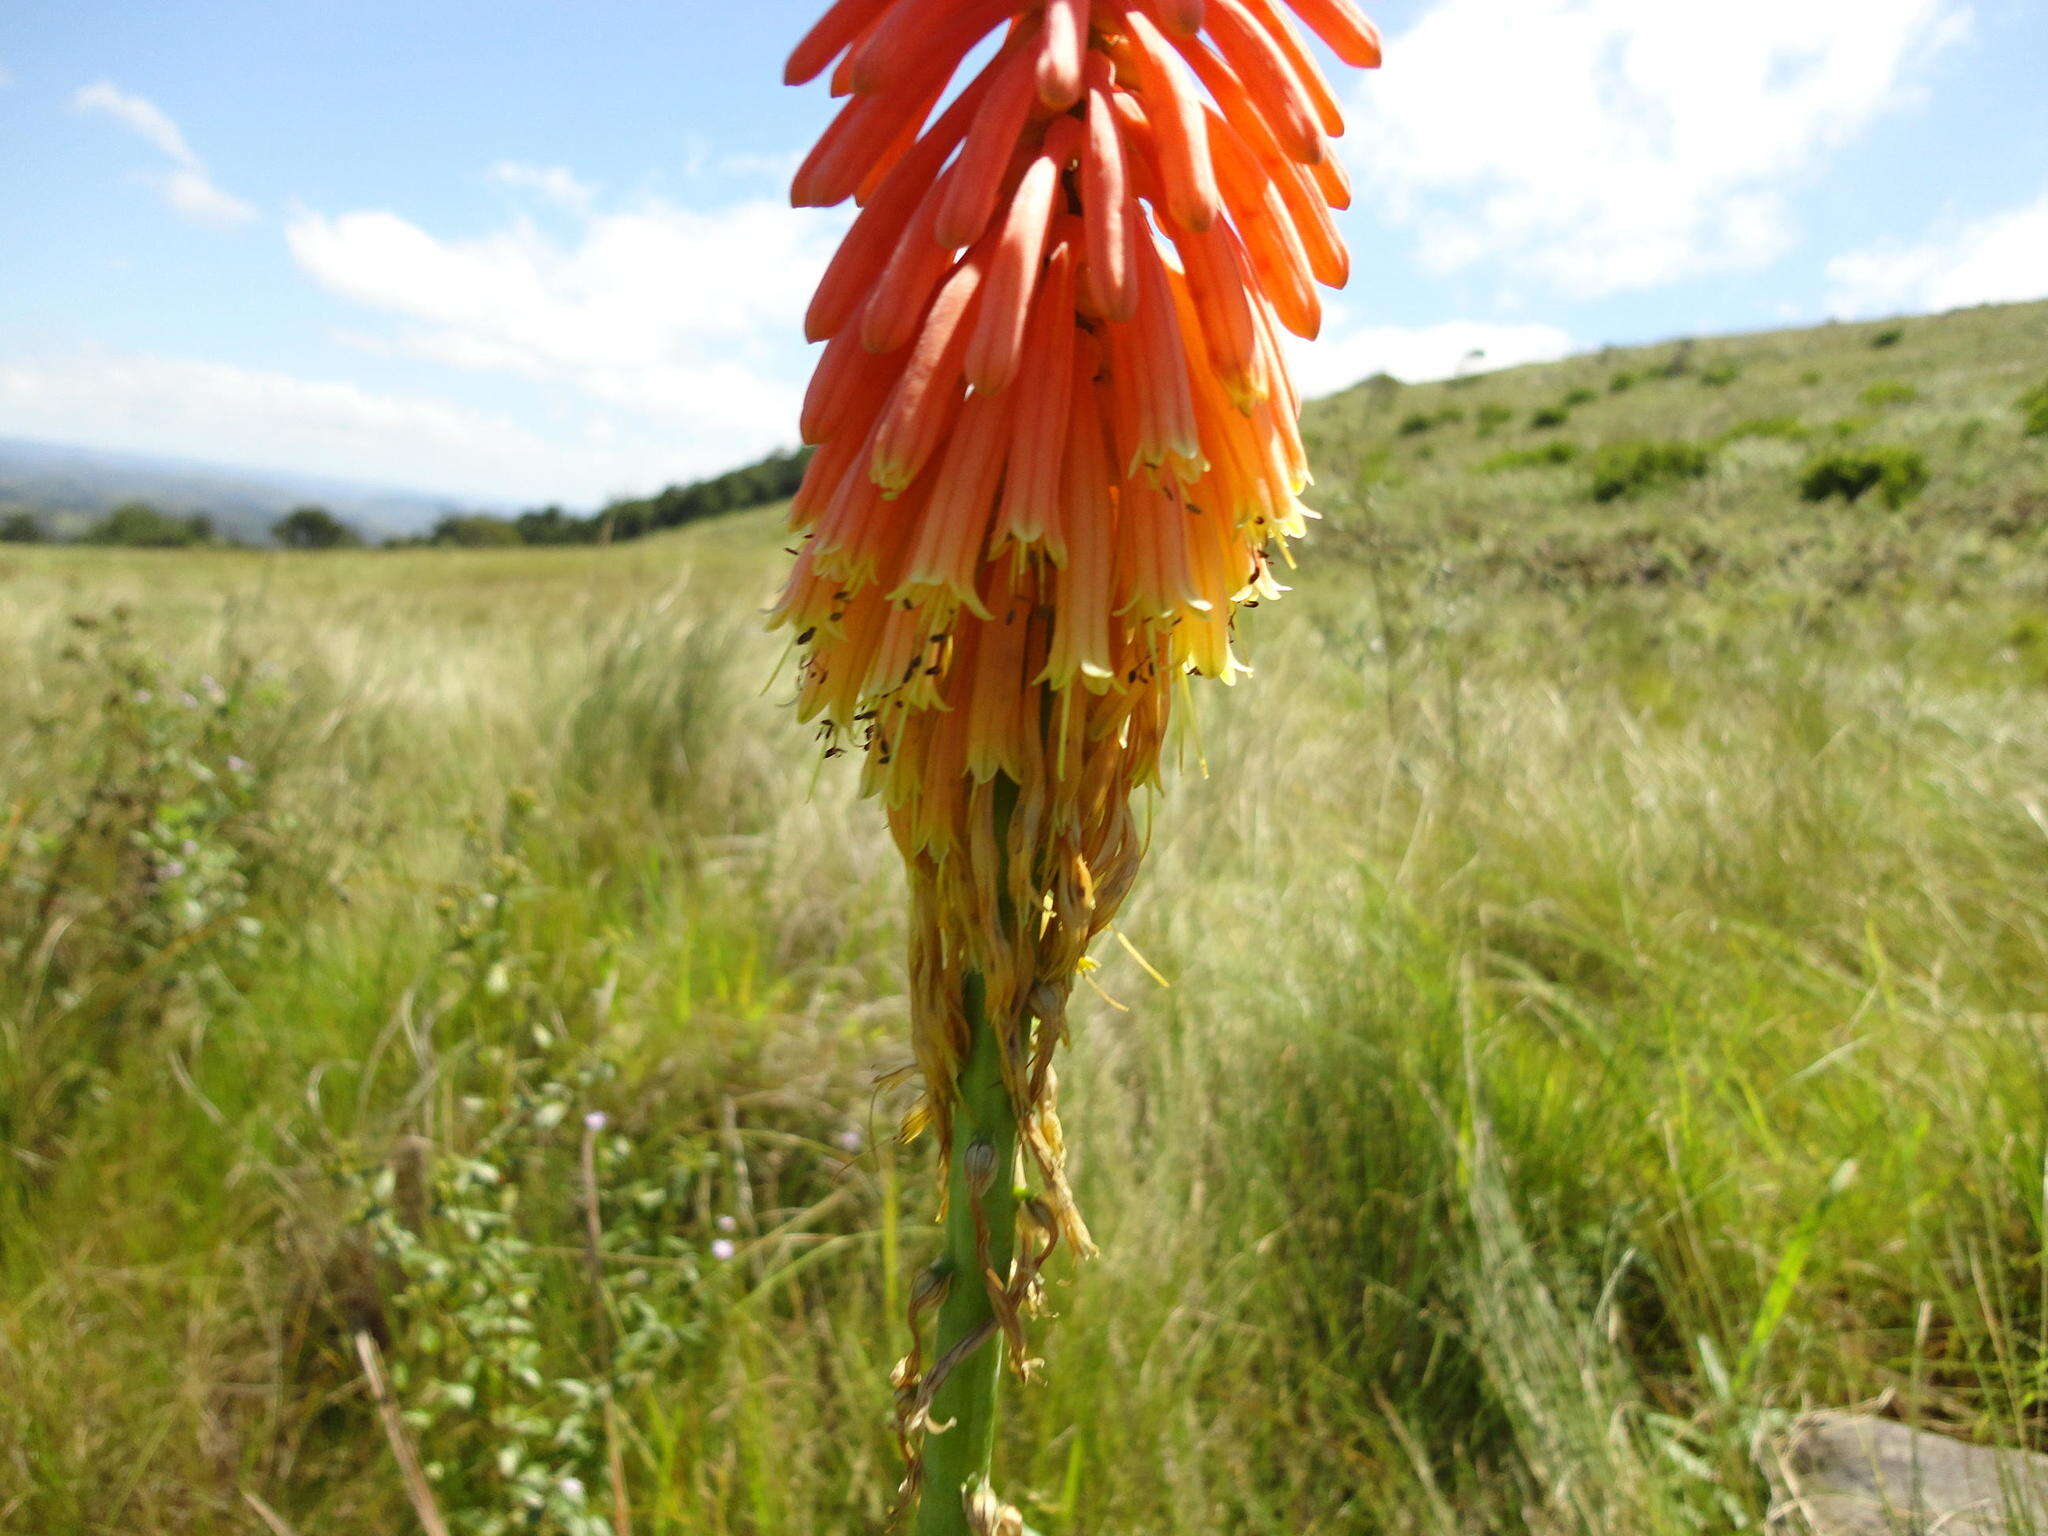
[4,300,2047,1535]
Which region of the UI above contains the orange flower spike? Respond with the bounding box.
[773,0,1381,1523]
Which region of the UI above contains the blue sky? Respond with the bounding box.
[1,0,2043,507]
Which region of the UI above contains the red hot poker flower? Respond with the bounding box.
[773,0,1377,1524]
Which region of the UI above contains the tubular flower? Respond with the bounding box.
[774,0,1374,1510]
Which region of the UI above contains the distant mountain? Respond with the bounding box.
[0,437,490,542]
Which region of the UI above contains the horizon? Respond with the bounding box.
[2,0,2045,507]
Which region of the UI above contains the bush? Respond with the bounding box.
[1698,361,1742,387]
[1530,405,1571,430]
[428,514,526,548]
[1798,447,1928,509]
[273,505,363,550]
[1587,440,1712,502]
[1608,371,1638,393]
[1718,417,1807,446]
[83,502,216,548]
[1859,380,1919,409]
[1561,387,1597,408]
[1799,370,1823,387]
[1870,326,1905,349]
[2017,376,2048,437]
[1480,442,1580,473]
[1,511,43,543]
[1397,412,1436,436]
[1475,403,1514,436]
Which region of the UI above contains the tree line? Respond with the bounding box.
[0,445,812,551]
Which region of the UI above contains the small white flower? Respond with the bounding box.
[837,1127,864,1153]
[716,1214,738,1232]
[711,1238,737,1261]
[559,1477,586,1502]
[584,1110,608,1131]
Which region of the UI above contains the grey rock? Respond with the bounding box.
[1767,1413,2048,1535]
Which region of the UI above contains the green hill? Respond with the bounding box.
[2,299,2046,1536]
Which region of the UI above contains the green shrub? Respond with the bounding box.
[273,505,364,550]
[1830,416,1873,440]
[1798,446,1928,509]
[1530,405,1571,430]
[1587,440,1712,502]
[1476,402,1514,436]
[1562,387,1596,408]
[82,502,217,548]
[1799,370,1823,387]
[1859,380,1919,408]
[1608,371,1638,393]
[0,511,43,543]
[1480,442,1580,473]
[1397,412,1436,436]
[1718,417,1808,446]
[1870,326,1905,348]
[2017,376,2048,437]
[1699,361,1742,387]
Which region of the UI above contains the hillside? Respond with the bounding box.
[2,298,2047,1536]
[0,436,483,542]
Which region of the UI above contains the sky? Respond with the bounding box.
[0,0,2044,509]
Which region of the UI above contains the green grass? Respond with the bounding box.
[5,299,2048,1534]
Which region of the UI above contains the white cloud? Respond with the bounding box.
[285,192,842,488]
[1349,0,1969,295]
[1826,188,2048,317]
[488,161,595,209]
[1287,315,1575,397]
[163,167,257,227]
[73,79,256,227]
[0,349,581,499]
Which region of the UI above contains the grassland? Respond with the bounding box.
[4,300,2047,1535]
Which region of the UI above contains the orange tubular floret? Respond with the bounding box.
[1242,0,1345,139]
[1116,8,1223,233]
[803,74,994,339]
[785,0,894,86]
[870,249,988,491]
[1198,0,1326,165]
[848,0,1005,95]
[1038,0,1090,110]
[964,120,1076,393]
[934,41,1045,251]
[1080,69,1139,322]
[776,0,1375,1355]
[994,242,1080,556]
[1282,0,1383,67]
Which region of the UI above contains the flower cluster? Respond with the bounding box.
[773,0,1376,1246]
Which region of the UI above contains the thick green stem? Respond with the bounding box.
[913,969,1020,1536]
